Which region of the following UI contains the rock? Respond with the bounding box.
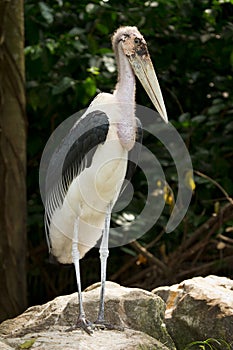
[152,275,233,350]
[0,339,13,350]
[0,329,171,350]
[0,282,175,350]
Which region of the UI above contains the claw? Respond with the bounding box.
[66,317,94,335]
[77,317,94,335]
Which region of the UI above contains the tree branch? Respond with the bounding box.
[130,241,167,272]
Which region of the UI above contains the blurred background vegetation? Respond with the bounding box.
[24,0,233,307]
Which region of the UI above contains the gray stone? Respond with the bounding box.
[1,329,172,350]
[0,282,176,350]
[152,275,233,349]
[0,339,13,350]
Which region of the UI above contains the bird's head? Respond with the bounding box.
[112,26,168,123]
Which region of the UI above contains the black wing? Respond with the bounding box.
[44,110,109,249]
[61,111,109,194]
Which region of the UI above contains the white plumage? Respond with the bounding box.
[43,26,167,334]
[48,93,130,262]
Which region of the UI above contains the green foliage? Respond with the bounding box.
[19,338,37,349]
[25,0,233,304]
[184,338,231,350]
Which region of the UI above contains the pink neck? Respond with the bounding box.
[113,46,136,106]
[113,46,136,151]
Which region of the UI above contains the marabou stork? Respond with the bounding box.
[44,26,168,334]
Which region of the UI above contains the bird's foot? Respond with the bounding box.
[93,319,124,332]
[66,317,94,335]
[77,317,94,335]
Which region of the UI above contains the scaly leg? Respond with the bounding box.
[94,203,123,331]
[96,203,111,324]
[72,218,93,335]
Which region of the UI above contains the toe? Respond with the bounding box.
[93,320,124,331]
[77,317,94,335]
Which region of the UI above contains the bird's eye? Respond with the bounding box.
[134,38,140,44]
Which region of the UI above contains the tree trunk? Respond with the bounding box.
[0,0,27,321]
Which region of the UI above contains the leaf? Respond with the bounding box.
[207,104,225,115]
[24,45,43,60]
[28,89,41,111]
[52,77,75,95]
[45,39,59,54]
[230,50,233,67]
[72,41,86,52]
[184,170,196,192]
[178,113,190,122]
[83,77,96,97]
[163,183,175,208]
[39,2,54,24]
[103,56,116,73]
[85,3,98,14]
[87,67,100,75]
[191,115,207,123]
[19,338,36,349]
[96,23,109,35]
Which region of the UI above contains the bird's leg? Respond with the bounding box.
[72,218,93,335]
[96,203,111,325]
[94,203,123,331]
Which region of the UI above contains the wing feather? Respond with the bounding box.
[44,110,109,250]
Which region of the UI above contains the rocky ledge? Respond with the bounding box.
[0,275,233,350]
[0,282,175,350]
[153,275,233,349]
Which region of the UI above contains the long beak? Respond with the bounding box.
[128,55,168,123]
